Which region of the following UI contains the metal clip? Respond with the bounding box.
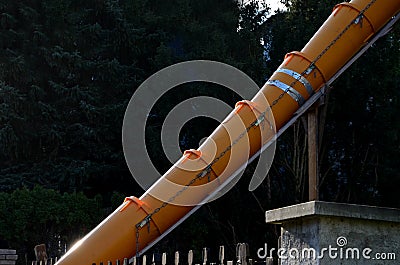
[137,215,151,229]
[354,15,363,27]
[266,80,305,106]
[199,165,212,181]
[199,169,208,179]
[276,68,314,96]
[254,114,265,127]
[305,64,315,75]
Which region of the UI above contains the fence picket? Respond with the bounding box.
[202,248,207,265]
[174,251,179,265]
[30,242,272,265]
[188,250,193,265]
[236,243,248,265]
[218,246,224,265]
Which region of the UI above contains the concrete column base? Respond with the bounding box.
[265,201,400,265]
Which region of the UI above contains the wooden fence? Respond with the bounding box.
[31,243,274,265]
[31,257,58,265]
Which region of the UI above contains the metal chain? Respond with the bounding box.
[133,0,377,254]
[135,228,140,259]
[268,0,377,112]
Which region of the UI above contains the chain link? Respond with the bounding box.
[135,228,140,259]
[133,0,377,255]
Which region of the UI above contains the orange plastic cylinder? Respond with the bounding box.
[56,0,400,264]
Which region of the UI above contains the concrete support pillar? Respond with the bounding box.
[266,201,400,265]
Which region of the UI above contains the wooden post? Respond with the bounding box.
[202,248,207,265]
[174,251,179,265]
[218,246,224,265]
[236,243,248,265]
[188,250,193,265]
[308,107,319,201]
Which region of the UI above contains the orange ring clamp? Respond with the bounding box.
[119,196,147,212]
[182,149,218,180]
[235,100,262,115]
[182,149,203,164]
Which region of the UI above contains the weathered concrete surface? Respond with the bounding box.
[266,201,400,265]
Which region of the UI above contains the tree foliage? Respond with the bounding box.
[0,0,271,260]
[0,186,103,260]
